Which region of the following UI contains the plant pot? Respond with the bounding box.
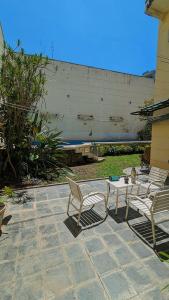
[0,205,6,231]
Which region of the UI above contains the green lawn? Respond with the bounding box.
[61,154,140,182]
[96,154,140,178]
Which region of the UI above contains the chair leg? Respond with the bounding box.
[77,204,83,226]
[151,215,156,248]
[77,210,82,226]
[125,203,129,220]
[104,199,108,216]
[67,193,71,216]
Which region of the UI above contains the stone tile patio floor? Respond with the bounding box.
[0,180,169,299]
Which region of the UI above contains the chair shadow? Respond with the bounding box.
[128,219,169,249]
[108,206,142,224]
[64,209,107,237]
[155,241,169,263]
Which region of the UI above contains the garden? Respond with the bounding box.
[0,41,150,189]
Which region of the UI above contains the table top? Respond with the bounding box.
[106,177,139,188]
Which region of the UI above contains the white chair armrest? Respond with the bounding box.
[128,195,152,211]
[147,180,163,191]
[83,192,106,200]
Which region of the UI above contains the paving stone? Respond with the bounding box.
[54,289,77,300]
[102,233,122,248]
[70,259,95,284]
[35,191,48,202]
[0,245,18,261]
[146,257,169,280]
[41,233,59,249]
[125,264,153,293]
[56,221,67,232]
[38,215,57,225]
[118,228,138,243]
[36,202,49,209]
[65,243,86,262]
[10,212,21,223]
[130,241,153,259]
[39,223,56,236]
[107,219,127,231]
[45,264,72,297]
[22,202,34,209]
[76,281,107,300]
[0,284,14,300]
[85,238,104,253]
[5,182,169,300]
[113,245,136,265]
[16,255,41,278]
[22,219,38,228]
[19,211,37,222]
[59,230,75,245]
[82,228,97,238]
[103,271,137,299]
[91,252,117,274]
[0,261,16,285]
[94,223,113,234]
[58,191,68,198]
[50,205,65,214]
[21,227,37,241]
[140,288,164,300]
[14,275,45,300]
[7,223,23,231]
[40,247,65,269]
[36,207,52,217]
[18,239,38,256]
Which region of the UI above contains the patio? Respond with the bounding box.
[0,180,169,300]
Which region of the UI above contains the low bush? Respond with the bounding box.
[97,143,147,157]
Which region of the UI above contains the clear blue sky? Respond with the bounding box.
[0,0,158,75]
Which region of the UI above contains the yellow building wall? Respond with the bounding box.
[150,11,169,170]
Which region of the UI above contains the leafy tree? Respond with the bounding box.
[137,120,152,141]
[0,41,67,181]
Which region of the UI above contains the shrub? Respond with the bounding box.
[96,143,147,157]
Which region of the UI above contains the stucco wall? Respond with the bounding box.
[150,11,169,170]
[44,60,154,141]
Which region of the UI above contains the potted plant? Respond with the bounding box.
[0,186,15,231]
[0,195,6,231]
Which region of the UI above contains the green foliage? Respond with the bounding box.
[0,197,5,206]
[137,120,152,141]
[28,128,68,179]
[0,185,15,206]
[3,186,15,198]
[0,42,68,181]
[97,144,147,157]
[96,154,140,178]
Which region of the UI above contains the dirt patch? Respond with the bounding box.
[71,163,97,180]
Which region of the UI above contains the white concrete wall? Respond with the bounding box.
[44,60,154,141]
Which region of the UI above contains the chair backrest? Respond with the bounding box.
[152,189,169,213]
[148,167,168,187]
[67,177,83,202]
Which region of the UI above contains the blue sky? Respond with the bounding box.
[0,0,158,75]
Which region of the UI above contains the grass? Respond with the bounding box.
[59,154,140,182]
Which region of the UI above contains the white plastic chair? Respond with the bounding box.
[138,167,168,196]
[67,177,107,226]
[125,189,169,247]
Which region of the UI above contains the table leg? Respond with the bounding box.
[106,182,110,207]
[125,186,128,201]
[115,188,118,215]
[124,186,129,221]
